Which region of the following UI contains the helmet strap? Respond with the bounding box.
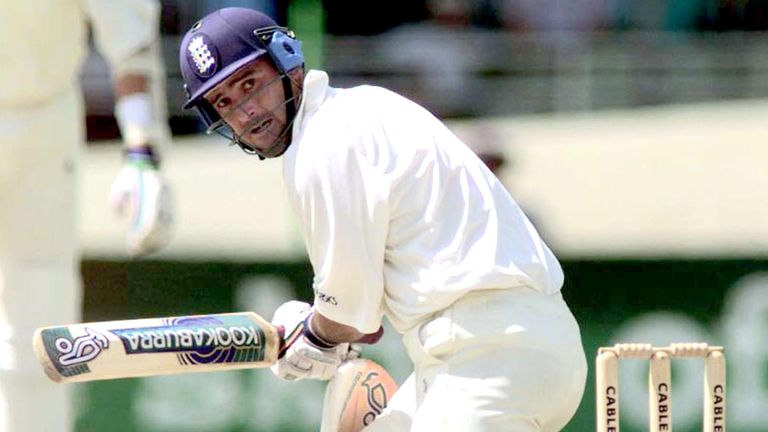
[280,74,296,149]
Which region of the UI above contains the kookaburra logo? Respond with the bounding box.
[361,371,390,426]
[55,328,109,366]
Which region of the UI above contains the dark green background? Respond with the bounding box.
[75,259,768,432]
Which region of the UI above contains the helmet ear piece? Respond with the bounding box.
[196,102,222,130]
[265,31,304,73]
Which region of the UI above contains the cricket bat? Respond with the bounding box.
[33,312,281,383]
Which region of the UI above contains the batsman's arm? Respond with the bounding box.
[310,311,366,344]
[33,312,281,383]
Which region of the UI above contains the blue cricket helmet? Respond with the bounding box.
[180,7,304,160]
[180,8,303,110]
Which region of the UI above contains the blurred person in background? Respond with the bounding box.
[180,7,586,431]
[0,1,173,430]
[498,0,613,31]
[202,0,280,18]
[459,125,508,175]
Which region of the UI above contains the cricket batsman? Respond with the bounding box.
[180,8,587,430]
[0,1,173,430]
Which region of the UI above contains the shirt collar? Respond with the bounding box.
[292,69,329,134]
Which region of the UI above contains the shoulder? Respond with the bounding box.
[315,84,424,123]
[286,82,445,179]
[296,85,404,152]
[285,86,400,188]
[335,85,426,119]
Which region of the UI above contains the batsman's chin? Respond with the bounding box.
[244,127,289,158]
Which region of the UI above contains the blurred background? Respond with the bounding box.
[77,0,767,431]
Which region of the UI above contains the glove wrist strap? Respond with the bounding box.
[303,315,338,349]
[125,145,161,168]
[115,92,155,148]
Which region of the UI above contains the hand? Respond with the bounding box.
[270,301,356,381]
[109,147,174,257]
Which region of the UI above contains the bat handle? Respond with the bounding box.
[276,325,288,358]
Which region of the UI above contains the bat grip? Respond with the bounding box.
[276,325,287,358]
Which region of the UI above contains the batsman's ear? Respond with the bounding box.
[263,29,304,73]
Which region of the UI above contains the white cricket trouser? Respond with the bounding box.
[0,86,83,432]
[365,288,587,431]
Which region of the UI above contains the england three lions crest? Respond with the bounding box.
[187,34,219,78]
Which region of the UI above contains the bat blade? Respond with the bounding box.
[33,312,280,383]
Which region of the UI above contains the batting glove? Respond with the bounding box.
[109,146,174,257]
[270,301,357,381]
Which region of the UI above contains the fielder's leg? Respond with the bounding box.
[0,87,83,432]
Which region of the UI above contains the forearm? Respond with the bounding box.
[115,72,148,98]
[309,311,365,345]
[109,67,173,257]
[113,71,160,155]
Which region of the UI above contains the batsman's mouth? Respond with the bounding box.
[250,119,273,136]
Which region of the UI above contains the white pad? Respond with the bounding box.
[321,359,398,432]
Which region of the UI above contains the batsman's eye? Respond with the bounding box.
[242,79,256,92]
[215,97,231,109]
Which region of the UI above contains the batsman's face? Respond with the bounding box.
[205,58,289,153]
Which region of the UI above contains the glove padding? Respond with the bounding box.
[270,301,358,381]
[109,148,174,257]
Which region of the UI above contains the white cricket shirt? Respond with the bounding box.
[283,70,564,334]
